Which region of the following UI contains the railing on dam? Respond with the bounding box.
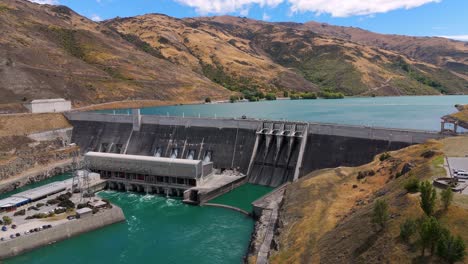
[64,112,445,144]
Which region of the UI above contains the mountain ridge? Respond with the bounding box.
[0,0,467,112]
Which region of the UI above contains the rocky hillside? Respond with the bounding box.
[0,0,467,111]
[107,15,468,97]
[0,0,227,109]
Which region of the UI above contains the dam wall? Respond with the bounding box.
[65,112,444,187]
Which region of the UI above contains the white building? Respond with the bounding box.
[24,98,71,113]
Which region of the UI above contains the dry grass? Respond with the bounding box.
[271,138,468,264]
[0,113,71,137]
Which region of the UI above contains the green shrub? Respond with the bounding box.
[420,180,437,216]
[229,95,239,103]
[13,209,26,216]
[379,152,391,161]
[404,177,420,193]
[372,199,389,229]
[283,91,289,97]
[437,229,466,264]
[318,91,344,99]
[265,93,276,100]
[400,218,417,242]
[2,216,12,225]
[441,187,454,211]
[58,199,75,209]
[204,97,211,103]
[301,92,317,99]
[290,94,300,100]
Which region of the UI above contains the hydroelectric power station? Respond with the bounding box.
[65,110,443,204]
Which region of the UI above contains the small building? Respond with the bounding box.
[24,98,71,113]
[0,181,67,211]
[89,200,107,208]
[84,151,214,197]
[76,207,93,218]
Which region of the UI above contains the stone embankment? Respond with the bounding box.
[247,184,288,264]
[0,205,125,260]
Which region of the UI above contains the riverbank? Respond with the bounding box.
[0,158,75,195]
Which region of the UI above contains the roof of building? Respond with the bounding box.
[29,98,69,104]
[85,152,211,178]
[0,197,29,208]
[76,207,93,214]
[90,201,107,207]
[13,182,67,201]
[85,152,203,166]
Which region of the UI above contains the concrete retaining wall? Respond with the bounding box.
[28,128,73,144]
[0,206,125,260]
[198,177,247,204]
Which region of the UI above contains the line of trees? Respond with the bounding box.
[371,179,465,263]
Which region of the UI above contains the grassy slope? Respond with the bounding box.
[270,137,468,264]
[0,0,228,110]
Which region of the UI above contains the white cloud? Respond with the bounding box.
[288,0,441,17]
[439,35,468,42]
[27,0,58,4]
[262,12,271,20]
[175,0,441,17]
[174,0,283,14]
[90,14,103,21]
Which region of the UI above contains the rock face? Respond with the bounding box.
[0,162,74,194]
[0,135,78,194]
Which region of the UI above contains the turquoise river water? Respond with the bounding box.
[100,95,468,131]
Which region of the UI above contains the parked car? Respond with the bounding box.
[11,224,17,229]
[24,231,29,235]
[9,234,15,239]
[0,237,4,241]
[1,226,7,232]
[455,172,468,179]
[15,233,20,237]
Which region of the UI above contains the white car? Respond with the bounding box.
[455,171,468,179]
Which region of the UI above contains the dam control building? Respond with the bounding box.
[66,110,444,201]
[85,152,213,196]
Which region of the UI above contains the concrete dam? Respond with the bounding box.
[65,111,443,193]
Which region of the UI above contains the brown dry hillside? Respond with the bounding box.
[1,0,467,112]
[108,15,468,96]
[270,137,468,264]
[300,21,468,79]
[0,0,227,109]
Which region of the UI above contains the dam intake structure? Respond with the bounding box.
[65,111,444,193]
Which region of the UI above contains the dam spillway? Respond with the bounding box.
[65,111,444,188]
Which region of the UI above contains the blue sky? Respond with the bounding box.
[32,0,467,40]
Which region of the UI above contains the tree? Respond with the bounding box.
[372,199,389,229]
[204,97,211,103]
[2,216,12,225]
[437,229,466,264]
[420,180,437,216]
[404,177,420,193]
[440,187,454,211]
[283,91,289,97]
[400,218,417,242]
[419,217,442,256]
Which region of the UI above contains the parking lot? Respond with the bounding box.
[446,157,468,195]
